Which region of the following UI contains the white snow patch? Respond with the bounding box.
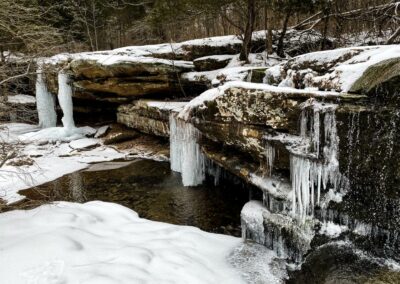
[319,221,348,238]
[94,125,109,138]
[19,126,96,143]
[0,201,244,284]
[194,54,235,62]
[69,138,99,150]
[7,95,36,105]
[146,101,188,112]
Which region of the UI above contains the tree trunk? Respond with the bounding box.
[239,0,256,62]
[386,26,400,44]
[265,5,273,55]
[277,9,292,58]
[321,2,331,50]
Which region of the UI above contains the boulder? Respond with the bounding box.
[349,57,400,94]
[193,55,234,71]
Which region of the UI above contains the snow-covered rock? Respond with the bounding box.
[265,45,400,93]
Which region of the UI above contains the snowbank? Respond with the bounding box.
[0,201,244,284]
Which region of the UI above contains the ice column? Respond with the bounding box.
[36,66,57,128]
[58,71,76,133]
[169,114,205,186]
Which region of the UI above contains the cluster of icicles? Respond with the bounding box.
[169,98,343,223]
[36,65,76,132]
[290,100,342,222]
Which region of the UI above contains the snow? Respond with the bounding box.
[335,45,400,91]
[0,201,245,284]
[0,123,126,204]
[145,101,188,112]
[182,66,262,86]
[47,52,194,70]
[249,174,291,201]
[19,126,96,143]
[94,125,109,138]
[319,221,348,238]
[273,45,400,92]
[7,94,36,105]
[194,54,234,62]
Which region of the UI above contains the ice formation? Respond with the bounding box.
[58,71,76,133]
[169,114,205,186]
[35,67,57,128]
[291,100,341,222]
[241,201,267,245]
[264,142,275,176]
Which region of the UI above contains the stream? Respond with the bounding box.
[18,159,252,237]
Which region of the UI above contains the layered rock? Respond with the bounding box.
[117,100,187,137]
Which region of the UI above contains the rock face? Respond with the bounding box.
[70,58,194,100]
[117,100,187,137]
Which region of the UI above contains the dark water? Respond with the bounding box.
[18,159,251,236]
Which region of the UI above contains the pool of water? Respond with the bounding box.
[18,159,252,236]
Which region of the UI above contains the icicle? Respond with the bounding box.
[291,99,341,222]
[169,113,205,186]
[312,109,320,157]
[58,71,76,133]
[264,143,275,176]
[36,66,57,128]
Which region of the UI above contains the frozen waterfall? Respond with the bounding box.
[169,114,205,186]
[291,100,341,222]
[58,71,76,133]
[36,67,57,128]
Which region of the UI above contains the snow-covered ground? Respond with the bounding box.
[0,201,284,284]
[0,123,126,204]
